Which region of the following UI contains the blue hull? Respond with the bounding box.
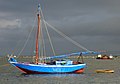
[10,61,86,74]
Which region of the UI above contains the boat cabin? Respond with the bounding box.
[56,60,73,65]
[48,59,73,65]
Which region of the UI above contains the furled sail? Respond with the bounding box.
[40,51,100,60]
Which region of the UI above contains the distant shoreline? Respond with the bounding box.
[0,55,119,59]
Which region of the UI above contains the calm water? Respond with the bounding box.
[0,57,120,84]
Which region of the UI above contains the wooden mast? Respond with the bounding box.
[35,4,41,64]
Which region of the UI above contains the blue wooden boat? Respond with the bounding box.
[8,52,98,74]
[8,55,86,74]
[8,4,99,74]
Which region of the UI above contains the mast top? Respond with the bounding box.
[38,4,41,13]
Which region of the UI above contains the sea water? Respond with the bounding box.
[0,57,120,84]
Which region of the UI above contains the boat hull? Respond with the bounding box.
[10,62,86,74]
[95,69,114,73]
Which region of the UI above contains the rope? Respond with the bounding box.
[40,6,56,56]
[18,15,37,57]
[44,20,90,52]
[40,22,46,62]
[44,21,56,56]
[11,40,21,55]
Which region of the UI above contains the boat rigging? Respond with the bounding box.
[8,4,99,74]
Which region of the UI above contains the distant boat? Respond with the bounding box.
[96,54,113,60]
[8,4,99,74]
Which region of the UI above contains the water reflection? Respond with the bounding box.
[20,73,85,78]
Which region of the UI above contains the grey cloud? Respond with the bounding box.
[0,0,120,56]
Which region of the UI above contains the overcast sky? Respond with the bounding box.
[0,0,120,56]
